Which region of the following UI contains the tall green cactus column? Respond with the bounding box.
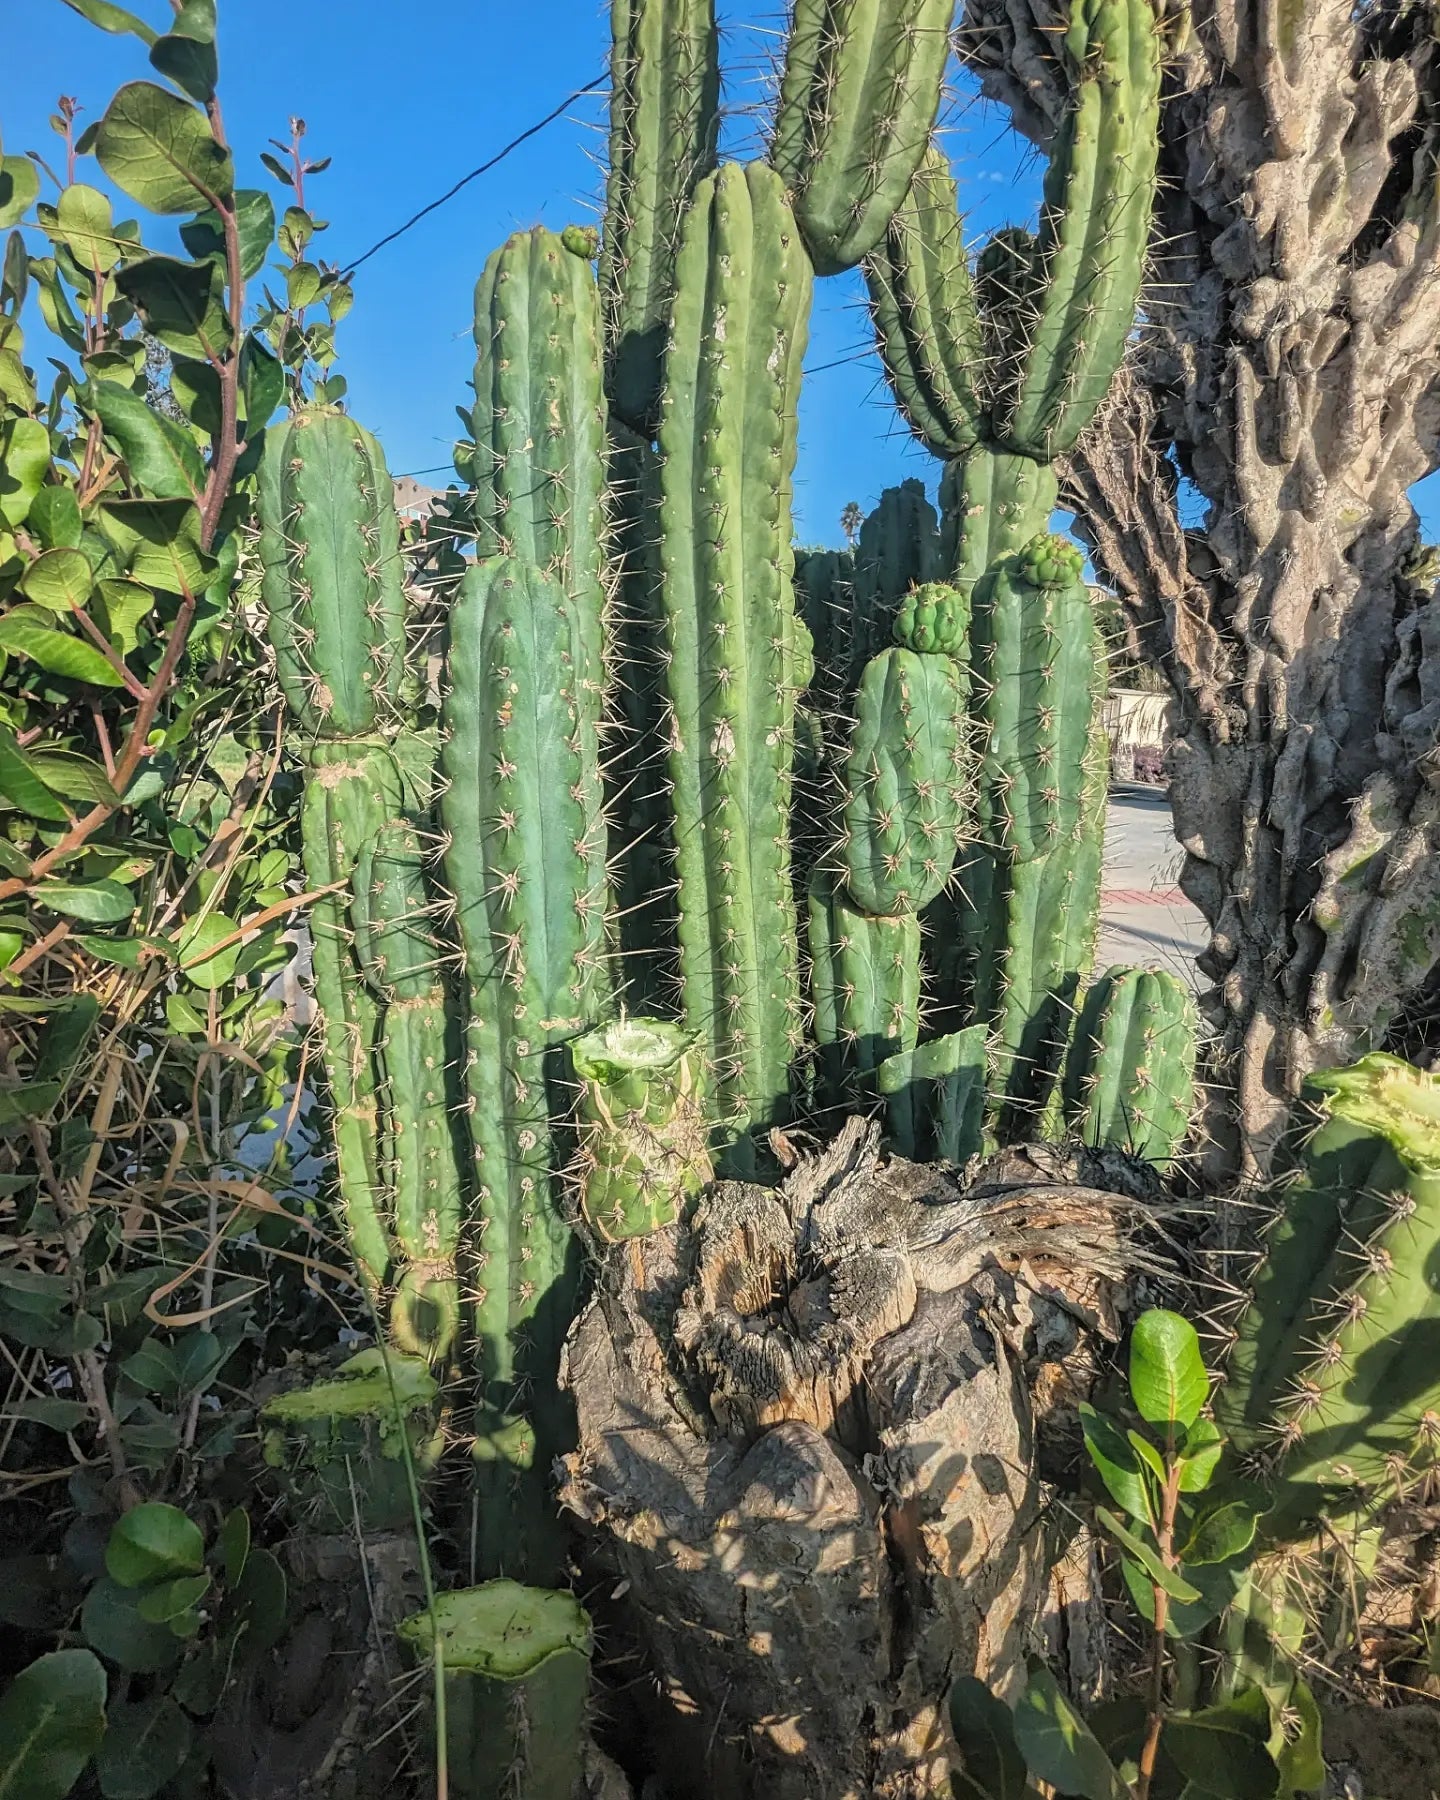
[441,556,612,1559]
[257,408,428,1310]
[936,535,1107,1120]
[601,0,720,435]
[771,0,954,275]
[655,160,812,1166]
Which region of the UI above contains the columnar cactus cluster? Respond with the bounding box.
[257,0,1203,1775]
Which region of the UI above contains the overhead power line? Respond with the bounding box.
[343,73,608,275]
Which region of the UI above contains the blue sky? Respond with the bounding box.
[25,4,1433,548]
[2,1,1053,544]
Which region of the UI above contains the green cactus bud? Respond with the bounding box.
[601,0,721,434]
[878,1023,991,1164]
[1018,531,1086,591]
[258,408,408,740]
[1061,965,1198,1166]
[1218,1054,1440,1532]
[863,143,986,460]
[893,580,970,658]
[570,1018,712,1242]
[771,0,953,275]
[399,1582,593,1800]
[807,870,921,1110]
[472,229,606,668]
[656,161,812,1163]
[561,223,599,259]
[998,0,1162,458]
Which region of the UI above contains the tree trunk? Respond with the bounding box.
[959,0,1440,1179]
[559,1120,1162,1798]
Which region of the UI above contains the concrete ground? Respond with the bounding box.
[1097,786,1208,983]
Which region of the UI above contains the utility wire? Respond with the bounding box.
[342,73,608,275]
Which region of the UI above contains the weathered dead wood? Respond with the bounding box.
[559,1121,1164,1799]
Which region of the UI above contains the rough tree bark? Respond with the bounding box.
[559,1120,1166,1799]
[960,0,1440,1178]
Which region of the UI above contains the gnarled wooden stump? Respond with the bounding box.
[560,1119,1161,1798]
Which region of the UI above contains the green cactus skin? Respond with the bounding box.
[974,225,1041,421]
[771,0,953,276]
[472,229,607,665]
[398,1582,593,1800]
[299,741,405,1297]
[974,536,1100,863]
[260,1348,442,1535]
[840,644,969,917]
[655,161,811,1161]
[570,1017,712,1242]
[863,143,987,460]
[606,422,674,1012]
[893,580,971,658]
[353,819,463,1358]
[1217,1054,1440,1531]
[793,546,855,700]
[1060,965,1198,1166]
[600,0,721,435]
[258,408,407,741]
[440,556,611,1480]
[851,476,943,676]
[878,1022,990,1164]
[1000,0,1161,460]
[807,870,921,1108]
[939,449,1059,594]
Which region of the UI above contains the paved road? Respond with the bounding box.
[1097,786,1208,983]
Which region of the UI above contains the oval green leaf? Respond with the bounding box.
[1129,1309,1208,1432]
[19,548,95,614]
[0,618,124,687]
[94,1693,192,1800]
[95,82,232,215]
[0,1648,107,1800]
[105,1503,204,1589]
[1012,1665,1127,1800]
[81,1579,181,1674]
[176,910,239,989]
[32,882,136,925]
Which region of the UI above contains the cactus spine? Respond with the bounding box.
[655,160,811,1161]
[440,556,611,1452]
[601,0,721,434]
[571,1018,712,1241]
[771,0,953,275]
[1061,966,1198,1165]
[1218,1054,1440,1534]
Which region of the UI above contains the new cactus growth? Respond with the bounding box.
[893,580,970,658]
[939,448,1060,595]
[570,1017,712,1240]
[850,476,942,676]
[878,1022,990,1164]
[440,556,612,1501]
[601,0,721,434]
[1061,966,1198,1165]
[807,870,921,1108]
[1218,1054,1440,1533]
[258,408,408,740]
[655,160,811,1161]
[839,643,969,917]
[770,0,953,275]
[398,1582,594,1800]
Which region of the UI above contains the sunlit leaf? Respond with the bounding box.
[60,0,159,45]
[1013,1666,1127,1800]
[181,188,274,280]
[56,183,122,272]
[0,156,40,231]
[95,82,232,215]
[32,880,136,924]
[92,379,205,500]
[0,417,51,527]
[0,617,124,687]
[1130,1309,1208,1432]
[19,546,95,613]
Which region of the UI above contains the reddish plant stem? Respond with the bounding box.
[1135,1459,1185,1800]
